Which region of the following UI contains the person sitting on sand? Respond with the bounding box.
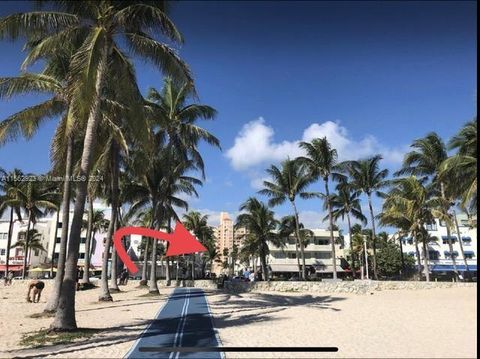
[26,280,45,303]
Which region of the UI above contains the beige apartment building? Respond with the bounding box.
[212,212,247,274]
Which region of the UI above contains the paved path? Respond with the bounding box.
[126,287,223,359]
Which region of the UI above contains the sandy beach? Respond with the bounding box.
[0,281,476,358]
[207,287,477,358]
[0,280,174,358]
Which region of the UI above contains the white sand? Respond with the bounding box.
[206,287,477,358]
[0,280,173,358]
[0,281,476,358]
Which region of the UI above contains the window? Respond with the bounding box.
[80,237,86,244]
[425,223,437,231]
[428,250,440,260]
[314,238,329,245]
[1,233,8,239]
[460,219,470,227]
[444,251,459,259]
[0,249,5,255]
[315,252,331,259]
[34,249,39,256]
[287,252,296,259]
[56,237,61,243]
[57,222,63,228]
[79,253,85,259]
[442,236,457,244]
[408,251,415,257]
[464,252,475,259]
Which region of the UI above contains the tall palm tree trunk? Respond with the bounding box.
[413,232,422,279]
[44,137,73,313]
[398,235,405,277]
[22,210,32,279]
[324,179,337,280]
[140,238,149,286]
[291,200,306,280]
[367,194,378,280]
[165,256,171,286]
[346,213,356,279]
[259,244,269,282]
[5,207,14,278]
[99,154,119,300]
[421,235,430,282]
[363,235,369,279]
[50,41,109,331]
[452,209,470,280]
[440,183,459,280]
[81,197,94,285]
[50,210,60,278]
[148,229,160,294]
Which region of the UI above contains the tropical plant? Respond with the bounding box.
[395,132,459,279]
[380,177,437,281]
[342,155,388,280]
[236,197,281,281]
[183,211,211,279]
[440,119,477,215]
[259,158,316,280]
[298,137,344,279]
[2,178,58,278]
[328,181,367,277]
[0,168,23,277]
[145,78,220,176]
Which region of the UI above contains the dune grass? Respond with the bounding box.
[20,328,101,348]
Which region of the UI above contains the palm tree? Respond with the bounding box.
[183,211,211,280]
[380,177,436,281]
[236,198,281,281]
[329,181,367,278]
[11,229,47,264]
[259,159,316,280]
[3,179,58,278]
[440,120,477,215]
[204,240,220,276]
[145,78,220,177]
[1,0,193,330]
[342,155,389,280]
[80,208,107,285]
[298,137,343,279]
[396,132,459,279]
[125,149,201,293]
[0,168,23,278]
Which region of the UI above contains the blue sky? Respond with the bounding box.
[0,1,477,230]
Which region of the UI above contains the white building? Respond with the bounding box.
[249,229,346,279]
[0,205,110,276]
[400,215,477,276]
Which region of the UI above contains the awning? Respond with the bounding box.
[314,265,345,273]
[431,264,477,272]
[408,251,415,256]
[444,251,459,256]
[462,237,472,242]
[463,251,474,255]
[0,265,23,271]
[442,236,458,241]
[270,264,302,272]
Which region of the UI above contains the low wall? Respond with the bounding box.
[222,280,477,295]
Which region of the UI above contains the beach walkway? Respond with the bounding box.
[125,287,223,359]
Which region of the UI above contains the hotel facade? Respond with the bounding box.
[400,214,477,276]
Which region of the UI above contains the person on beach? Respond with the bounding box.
[119,269,129,285]
[26,280,45,303]
[4,271,14,286]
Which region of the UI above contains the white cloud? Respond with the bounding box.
[226,118,407,174]
[225,117,302,171]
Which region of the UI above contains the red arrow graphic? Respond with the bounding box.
[113,221,207,274]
